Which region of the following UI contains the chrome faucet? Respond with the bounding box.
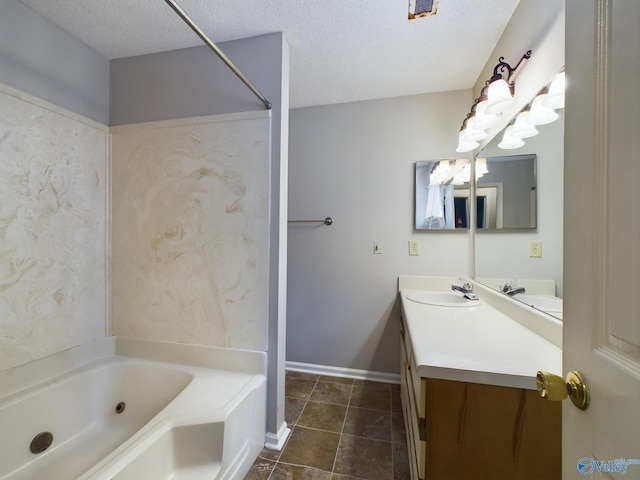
[502,282,526,296]
[451,282,478,301]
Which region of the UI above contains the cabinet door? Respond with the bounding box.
[425,379,560,480]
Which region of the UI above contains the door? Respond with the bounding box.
[563,0,640,478]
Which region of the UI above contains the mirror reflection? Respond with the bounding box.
[475,109,564,319]
[476,154,537,230]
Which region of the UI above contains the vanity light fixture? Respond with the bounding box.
[484,51,532,115]
[460,115,489,143]
[528,94,559,125]
[510,111,539,139]
[471,95,501,130]
[455,50,532,153]
[542,71,565,109]
[456,129,480,153]
[498,125,526,150]
[476,157,489,177]
[431,159,486,186]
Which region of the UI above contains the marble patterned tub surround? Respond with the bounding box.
[111,112,271,351]
[0,83,109,371]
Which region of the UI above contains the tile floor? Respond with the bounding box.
[245,371,410,480]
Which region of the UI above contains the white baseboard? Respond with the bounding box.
[264,422,291,451]
[285,361,400,384]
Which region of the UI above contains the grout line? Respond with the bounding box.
[330,381,354,476]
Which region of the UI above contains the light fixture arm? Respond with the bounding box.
[490,50,532,85]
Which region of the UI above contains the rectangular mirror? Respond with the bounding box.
[415,159,473,230]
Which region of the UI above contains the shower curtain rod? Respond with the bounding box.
[163,0,272,110]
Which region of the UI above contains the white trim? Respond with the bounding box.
[109,109,271,132]
[264,422,290,451]
[285,361,401,384]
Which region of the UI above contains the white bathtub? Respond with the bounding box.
[0,337,266,480]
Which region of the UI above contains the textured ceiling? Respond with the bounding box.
[19,0,521,109]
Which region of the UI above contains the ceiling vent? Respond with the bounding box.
[408,0,438,19]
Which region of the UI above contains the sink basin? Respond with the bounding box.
[406,291,482,307]
[515,294,563,313]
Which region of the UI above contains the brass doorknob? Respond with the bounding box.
[536,370,590,410]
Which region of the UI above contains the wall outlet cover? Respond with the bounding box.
[529,240,542,258]
[409,240,419,256]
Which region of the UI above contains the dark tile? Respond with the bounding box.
[286,376,316,400]
[279,426,340,472]
[244,457,276,480]
[393,442,411,480]
[343,406,392,442]
[287,370,320,382]
[391,389,402,413]
[319,375,355,385]
[354,379,392,391]
[350,385,391,411]
[270,463,332,480]
[257,445,281,462]
[392,412,407,445]
[331,475,360,480]
[310,381,352,405]
[297,401,348,432]
[334,435,393,480]
[285,396,307,426]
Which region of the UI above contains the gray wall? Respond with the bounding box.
[0,0,109,124]
[110,34,283,125]
[287,91,472,374]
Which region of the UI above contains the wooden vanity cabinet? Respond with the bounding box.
[400,314,561,480]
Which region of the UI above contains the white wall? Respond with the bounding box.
[287,91,472,374]
[0,83,109,371]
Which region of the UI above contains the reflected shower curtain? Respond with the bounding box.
[425,184,454,228]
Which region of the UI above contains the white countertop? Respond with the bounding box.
[400,288,562,390]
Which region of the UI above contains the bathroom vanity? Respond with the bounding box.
[398,276,562,480]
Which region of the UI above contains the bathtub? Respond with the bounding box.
[0,337,266,480]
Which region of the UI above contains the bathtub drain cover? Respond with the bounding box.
[115,401,126,414]
[30,432,54,454]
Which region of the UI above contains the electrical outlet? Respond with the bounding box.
[409,240,420,256]
[529,241,542,258]
[374,240,383,254]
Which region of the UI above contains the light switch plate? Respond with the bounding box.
[374,240,383,254]
[409,240,419,256]
[529,241,542,258]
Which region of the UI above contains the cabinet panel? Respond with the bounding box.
[425,378,561,480]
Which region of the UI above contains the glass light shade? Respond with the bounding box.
[452,164,471,185]
[456,130,479,153]
[431,160,454,185]
[543,72,565,109]
[472,100,501,130]
[460,122,488,142]
[476,157,489,176]
[510,112,539,139]
[528,95,559,125]
[498,126,525,150]
[485,78,516,115]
